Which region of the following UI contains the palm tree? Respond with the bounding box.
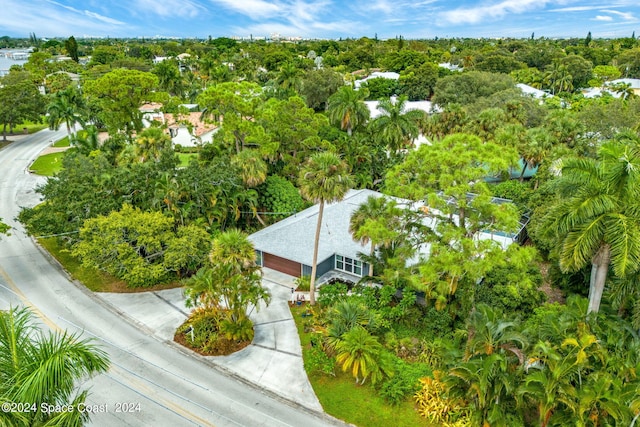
[334,326,390,384]
[545,140,640,314]
[544,63,573,94]
[46,86,85,138]
[369,96,424,152]
[519,127,553,182]
[0,306,109,427]
[134,127,172,162]
[186,229,270,322]
[610,82,636,100]
[326,300,376,349]
[327,85,370,136]
[447,353,515,426]
[71,124,100,155]
[299,152,353,305]
[232,149,268,187]
[349,195,399,277]
[464,304,527,362]
[519,342,580,427]
[276,62,303,93]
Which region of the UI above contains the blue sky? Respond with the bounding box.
[2,1,639,40]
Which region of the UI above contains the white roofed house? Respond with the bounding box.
[516,83,548,100]
[354,71,400,90]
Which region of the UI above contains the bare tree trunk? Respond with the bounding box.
[588,263,597,308]
[588,245,611,314]
[519,162,527,182]
[308,201,324,305]
[369,242,375,277]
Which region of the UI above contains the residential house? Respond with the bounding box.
[250,189,519,283]
[139,104,218,147]
[516,83,548,99]
[354,71,400,89]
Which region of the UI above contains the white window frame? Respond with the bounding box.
[335,254,363,276]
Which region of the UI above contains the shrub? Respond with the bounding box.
[414,374,470,426]
[475,264,546,318]
[491,180,533,212]
[379,358,432,405]
[318,282,349,307]
[305,344,336,376]
[176,308,253,355]
[295,275,311,291]
[219,316,254,342]
[421,306,455,339]
[257,175,305,221]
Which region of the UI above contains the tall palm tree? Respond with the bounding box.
[327,85,370,136]
[46,86,85,138]
[0,307,109,427]
[369,96,424,152]
[545,140,640,314]
[544,63,573,94]
[299,152,353,305]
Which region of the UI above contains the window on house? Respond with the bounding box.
[335,255,363,276]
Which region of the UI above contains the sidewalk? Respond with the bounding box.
[97,267,323,411]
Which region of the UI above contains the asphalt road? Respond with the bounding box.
[0,130,343,427]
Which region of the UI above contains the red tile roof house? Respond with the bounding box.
[140,104,218,147]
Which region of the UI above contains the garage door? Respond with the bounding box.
[263,253,301,277]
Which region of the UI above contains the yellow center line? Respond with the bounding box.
[0,264,61,331]
[0,264,216,427]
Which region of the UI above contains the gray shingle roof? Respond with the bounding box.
[249,188,516,267]
[249,189,383,265]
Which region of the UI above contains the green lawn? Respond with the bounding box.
[38,238,123,292]
[52,135,71,147]
[16,121,48,134]
[29,152,65,176]
[291,306,429,427]
[178,152,198,167]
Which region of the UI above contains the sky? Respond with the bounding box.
[1,1,639,40]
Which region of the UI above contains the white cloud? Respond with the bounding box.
[439,0,551,25]
[593,15,614,21]
[600,9,637,20]
[132,0,205,18]
[83,10,127,25]
[1,0,130,37]
[549,5,606,13]
[208,0,283,20]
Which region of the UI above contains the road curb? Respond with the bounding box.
[30,237,350,427]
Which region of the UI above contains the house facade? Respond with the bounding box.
[250,189,376,282]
